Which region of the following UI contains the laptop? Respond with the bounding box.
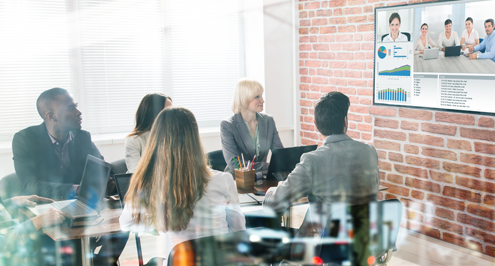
[28,155,111,219]
[422,48,439,60]
[445,46,461,57]
[114,173,132,209]
[266,145,318,181]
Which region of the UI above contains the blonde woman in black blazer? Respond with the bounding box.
[220,78,284,174]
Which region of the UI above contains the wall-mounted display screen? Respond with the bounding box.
[374,0,495,114]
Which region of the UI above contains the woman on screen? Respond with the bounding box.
[120,107,246,257]
[461,17,480,51]
[383,13,408,42]
[414,23,437,54]
[125,93,172,173]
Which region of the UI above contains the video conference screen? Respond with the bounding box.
[373,0,495,114]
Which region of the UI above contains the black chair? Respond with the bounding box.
[207,150,227,171]
[0,173,24,200]
[479,38,485,53]
[110,158,128,175]
[381,32,411,42]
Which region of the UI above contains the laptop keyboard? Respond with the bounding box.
[52,201,94,217]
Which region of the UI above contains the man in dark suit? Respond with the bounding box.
[12,88,126,266]
[13,87,114,199]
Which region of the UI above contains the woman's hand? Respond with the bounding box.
[30,209,73,230]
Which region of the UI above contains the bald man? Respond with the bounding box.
[12,88,108,199]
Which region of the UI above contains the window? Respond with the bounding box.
[0,0,245,139]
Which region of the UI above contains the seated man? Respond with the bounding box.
[1,195,71,264]
[469,19,495,62]
[12,87,115,199]
[438,19,460,51]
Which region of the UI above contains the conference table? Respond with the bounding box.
[414,52,495,73]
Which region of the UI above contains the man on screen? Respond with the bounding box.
[469,19,495,62]
[438,19,460,51]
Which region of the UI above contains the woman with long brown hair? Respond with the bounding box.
[125,93,172,173]
[120,107,245,256]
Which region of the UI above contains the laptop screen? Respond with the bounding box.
[78,155,111,211]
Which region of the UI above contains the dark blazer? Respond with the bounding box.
[220,113,284,174]
[12,123,103,199]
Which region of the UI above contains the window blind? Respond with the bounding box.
[0,0,72,139]
[78,0,165,134]
[167,0,244,127]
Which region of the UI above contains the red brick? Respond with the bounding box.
[378,160,392,171]
[380,181,410,197]
[435,207,455,221]
[399,108,433,121]
[443,232,483,252]
[338,25,356,33]
[387,174,403,184]
[447,139,472,151]
[421,147,457,161]
[357,24,374,32]
[385,193,398,200]
[430,171,453,183]
[394,164,428,179]
[362,132,372,140]
[338,87,355,95]
[336,53,353,60]
[388,152,403,162]
[316,69,332,77]
[411,190,425,200]
[484,195,495,206]
[320,26,336,34]
[360,43,374,50]
[305,60,320,67]
[369,106,396,117]
[312,77,328,85]
[373,139,400,151]
[474,142,495,155]
[332,8,342,15]
[400,198,433,214]
[301,123,314,131]
[421,123,457,136]
[406,177,441,193]
[364,115,372,123]
[374,129,406,141]
[309,84,319,91]
[347,130,360,139]
[375,118,399,129]
[313,44,329,51]
[309,11,315,18]
[376,150,386,160]
[405,209,423,222]
[343,70,362,78]
[304,2,320,9]
[443,187,481,203]
[466,228,495,245]
[348,113,362,122]
[409,133,444,147]
[479,117,495,128]
[349,105,368,114]
[348,15,367,23]
[312,18,328,26]
[379,171,386,181]
[357,89,373,96]
[318,35,335,43]
[468,204,495,220]
[460,153,495,168]
[299,28,308,35]
[348,61,366,70]
[299,11,308,18]
[444,162,481,177]
[316,10,332,17]
[405,155,441,170]
[457,213,495,231]
[404,221,441,239]
[432,218,463,235]
[486,246,495,257]
[329,17,347,24]
[486,169,495,180]
[343,7,362,15]
[320,86,336,93]
[300,20,311,27]
[404,144,419,154]
[304,131,319,140]
[357,123,372,132]
[300,84,309,91]
[427,194,465,211]
[310,27,319,34]
[301,138,316,145]
[309,53,317,59]
[460,127,495,141]
[329,0,346,7]
[400,121,419,131]
[318,52,335,60]
[307,93,321,100]
[301,76,311,84]
[363,5,373,13]
[359,98,371,105]
[348,0,366,5]
[436,112,475,125]
[336,34,353,42]
[456,176,495,193]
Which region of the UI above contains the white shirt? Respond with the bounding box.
[124,131,150,173]
[438,31,460,49]
[119,169,246,258]
[382,32,408,42]
[462,29,479,46]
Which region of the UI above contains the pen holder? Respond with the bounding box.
[235,169,255,190]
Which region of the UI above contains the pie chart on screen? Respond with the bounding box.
[378,46,387,59]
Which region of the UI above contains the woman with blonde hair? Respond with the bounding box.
[220,78,284,174]
[120,107,245,256]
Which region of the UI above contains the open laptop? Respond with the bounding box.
[28,154,111,219]
[422,48,439,60]
[266,145,318,181]
[445,46,461,57]
[114,173,132,209]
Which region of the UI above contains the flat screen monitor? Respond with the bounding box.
[374,0,495,115]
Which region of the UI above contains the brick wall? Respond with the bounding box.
[297,0,495,257]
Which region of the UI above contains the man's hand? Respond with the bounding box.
[469,53,477,59]
[106,176,117,196]
[442,47,445,52]
[469,47,475,52]
[30,208,73,230]
[10,195,54,208]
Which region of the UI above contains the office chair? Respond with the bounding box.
[381,32,411,42]
[0,173,24,200]
[207,150,227,171]
[110,158,128,174]
[479,38,485,53]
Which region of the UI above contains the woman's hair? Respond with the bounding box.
[231,78,264,113]
[466,17,474,24]
[421,23,428,29]
[128,93,172,137]
[389,13,401,24]
[125,107,211,232]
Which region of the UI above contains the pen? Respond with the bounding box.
[251,155,256,170]
[241,153,246,170]
[233,157,240,170]
[237,156,242,170]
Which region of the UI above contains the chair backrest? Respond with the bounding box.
[114,173,132,209]
[479,38,485,53]
[207,150,227,172]
[381,32,410,42]
[381,33,389,41]
[111,158,128,175]
[0,173,24,200]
